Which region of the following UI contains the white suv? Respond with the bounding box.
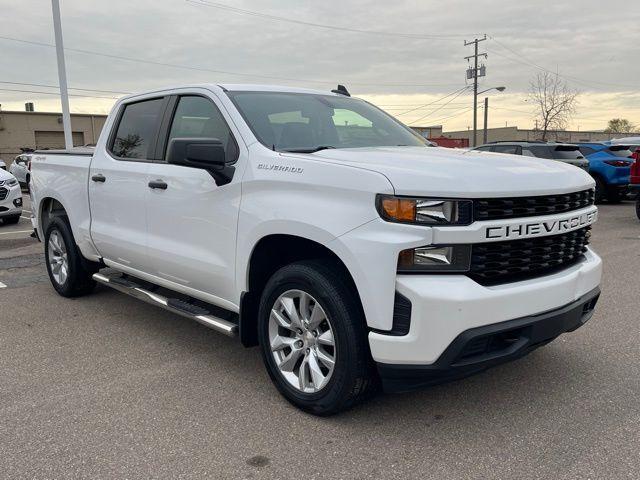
[0,169,23,225]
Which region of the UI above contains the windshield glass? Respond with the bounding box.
[227,92,427,152]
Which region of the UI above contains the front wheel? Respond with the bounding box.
[258,260,376,415]
[636,197,640,221]
[44,217,98,297]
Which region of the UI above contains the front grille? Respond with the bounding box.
[474,189,594,221]
[469,227,591,285]
[0,187,7,200]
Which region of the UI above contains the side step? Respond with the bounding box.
[93,272,238,337]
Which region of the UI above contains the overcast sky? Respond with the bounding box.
[1,0,639,132]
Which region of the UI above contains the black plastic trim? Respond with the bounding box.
[376,286,600,393]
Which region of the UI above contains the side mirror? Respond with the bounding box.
[167,138,226,168]
[166,138,235,186]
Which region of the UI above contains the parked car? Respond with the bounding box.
[9,153,31,186]
[30,83,601,415]
[576,142,634,203]
[0,169,23,224]
[472,141,589,171]
[630,148,640,219]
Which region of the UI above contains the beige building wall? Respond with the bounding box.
[0,111,107,167]
[442,126,640,145]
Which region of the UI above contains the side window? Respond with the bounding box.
[493,145,520,154]
[529,146,553,159]
[475,146,492,152]
[579,146,595,156]
[522,148,536,157]
[110,98,165,160]
[166,96,237,163]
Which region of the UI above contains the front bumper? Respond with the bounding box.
[369,248,602,366]
[0,185,23,217]
[377,286,600,392]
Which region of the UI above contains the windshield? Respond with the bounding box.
[227,91,427,152]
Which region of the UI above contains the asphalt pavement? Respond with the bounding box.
[1,196,639,479]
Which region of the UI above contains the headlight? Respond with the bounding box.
[377,195,472,225]
[398,245,471,272]
[7,178,18,187]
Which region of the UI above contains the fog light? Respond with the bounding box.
[13,197,22,207]
[398,245,471,272]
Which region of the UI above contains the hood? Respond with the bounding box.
[304,146,595,197]
[0,168,17,182]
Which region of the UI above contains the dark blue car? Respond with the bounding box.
[576,142,635,202]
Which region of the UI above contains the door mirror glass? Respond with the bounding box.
[167,138,227,168]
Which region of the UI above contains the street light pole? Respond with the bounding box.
[483,97,489,144]
[51,0,73,150]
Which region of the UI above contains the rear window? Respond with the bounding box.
[110,98,165,160]
[551,145,584,160]
[606,145,633,157]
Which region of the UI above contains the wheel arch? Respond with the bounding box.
[239,233,365,347]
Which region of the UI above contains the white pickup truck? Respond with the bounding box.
[30,84,602,415]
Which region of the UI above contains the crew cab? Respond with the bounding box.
[30,84,602,414]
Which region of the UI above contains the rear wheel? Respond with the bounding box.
[44,217,98,297]
[636,197,640,221]
[2,215,20,225]
[606,186,622,203]
[258,260,376,415]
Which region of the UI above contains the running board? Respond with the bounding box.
[92,272,238,337]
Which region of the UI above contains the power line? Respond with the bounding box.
[186,0,482,39]
[393,86,471,116]
[488,36,637,90]
[409,107,474,126]
[409,88,472,124]
[0,87,119,99]
[0,35,461,88]
[0,80,130,95]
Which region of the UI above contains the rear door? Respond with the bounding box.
[144,93,243,308]
[89,96,167,270]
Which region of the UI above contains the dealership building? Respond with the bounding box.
[0,109,107,167]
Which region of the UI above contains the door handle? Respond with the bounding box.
[91,174,106,183]
[148,180,168,190]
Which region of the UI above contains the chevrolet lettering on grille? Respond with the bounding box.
[485,210,597,240]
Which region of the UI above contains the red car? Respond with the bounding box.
[631,148,640,219]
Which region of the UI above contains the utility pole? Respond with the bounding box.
[483,97,489,144]
[51,0,73,150]
[464,35,487,147]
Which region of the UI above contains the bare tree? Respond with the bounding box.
[528,72,578,140]
[604,118,637,134]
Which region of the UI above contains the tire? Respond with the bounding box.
[258,260,377,415]
[2,215,20,225]
[593,176,606,203]
[44,217,98,297]
[606,186,622,203]
[636,198,640,221]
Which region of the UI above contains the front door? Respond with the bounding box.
[144,94,243,309]
[89,96,166,270]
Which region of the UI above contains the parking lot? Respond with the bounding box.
[1,196,639,479]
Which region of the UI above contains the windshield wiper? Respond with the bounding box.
[281,146,336,154]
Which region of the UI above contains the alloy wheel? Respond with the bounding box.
[47,230,69,286]
[268,289,336,393]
